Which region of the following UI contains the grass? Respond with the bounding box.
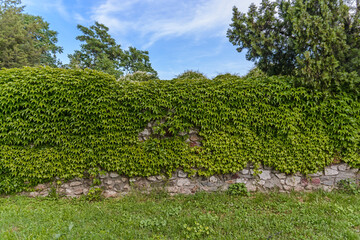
[0,191,359,240]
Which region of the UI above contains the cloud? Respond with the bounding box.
[91,0,262,47]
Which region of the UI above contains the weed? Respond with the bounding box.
[337,179,360,195]
[227,183,250,196]
[183,222,214,239]
[86,187,103,201]
[140,217,167,231]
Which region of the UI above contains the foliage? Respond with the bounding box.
[1,192,360,239]
[85,187,103,202]
[183,222,214,239]
[212,73,240,81]
[227,0,360,91]
[0,0,63,68]
[121,47,157,76]
[226,183,250,196]
[0,67,359,194]
[118,71,158,82]
[337,179,360,194]
[68,22,157,78]
[244,67,267,78]
[173,70,208,80]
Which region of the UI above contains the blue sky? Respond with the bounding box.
[21,0,262,79]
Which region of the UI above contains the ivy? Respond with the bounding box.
[0,67,359,194]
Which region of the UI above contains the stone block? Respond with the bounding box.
[269,177,283,189]
[300,178,308,187]
[178,170,187,178]
[275,173,286,179]
[337,164,350,171]
[139,128,151,136]
[258,180,266,185]
[321,178,334,186]
[103,190,118,198]
[311,178,321,185]
[40,190,49,196]
[178,131,187,136]
[336,172,356,180]
[241,169,249,175]
[34,184,46,191]
[70,181,82,187]
[246,182,257,192]
[235,178,247,184]
[156,175,166,181]
[189,128,198,134]
[177,178,191,187]
[190,135,200,141]
[147,176,158,182]
[109,172,119,178]
[264,181,275,189]
[330,165,338,170]
[104,179,114,185]
[209,176,218,183]
[308,171,323,177]
[263,165,272,170]
[123,184,130,191]
[285,176,301,187]
[73,187,84,195]
[99,173,109,179]
[259,170,271,180]
[29,192,39,197]
[324,168,338,176]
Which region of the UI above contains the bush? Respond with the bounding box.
[212,73,240,81]
[173,70,208,80]
[0,67,359,194]
[227,183,250,196]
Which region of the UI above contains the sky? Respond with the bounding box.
[21,0,262,79]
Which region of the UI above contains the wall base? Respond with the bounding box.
[22,163,359,198]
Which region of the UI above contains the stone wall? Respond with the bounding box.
[24,163,359,198]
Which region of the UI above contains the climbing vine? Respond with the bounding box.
[0,67,359,193]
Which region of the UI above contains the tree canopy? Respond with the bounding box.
[68,22,157,78]
[227,0,360,91]
[0,0,63,68]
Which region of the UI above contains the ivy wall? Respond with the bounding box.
[0,67,359,193]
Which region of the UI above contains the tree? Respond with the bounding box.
[172,70,208,80]
[0,0,63,68]
[121,47,157,75]
[227,0,360,90]
[68,22,157,78]
[22,14,63,67]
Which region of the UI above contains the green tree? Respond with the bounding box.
[172,70,208,80]
[0,0,63,68]
[68,22,157,78]
[227,0,360,90]
[22,14,63,67]
[121,47,157,75]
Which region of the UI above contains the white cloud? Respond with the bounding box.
[91,0,262,47]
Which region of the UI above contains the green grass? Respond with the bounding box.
[0,191,359,240]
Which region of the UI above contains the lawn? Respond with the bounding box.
[0,191,359,240]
